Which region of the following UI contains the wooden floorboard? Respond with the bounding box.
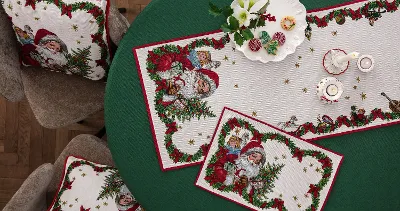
[0,1,150,209]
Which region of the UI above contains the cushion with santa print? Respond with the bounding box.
[48,156,144,211]
[1,0,111,80]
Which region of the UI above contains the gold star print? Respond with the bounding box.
[353,86,358,90]
[15,13,19,17]
[332,31,338,36]
[7,4,12,10]
[232,61,236,65]
[356,77,361,83]
[295,62,300,68]
[309,163,314,167]
[81,173,86,177]
[69,204,73,208]
[34,17,40,21]
[72,177,76,180]
[223,55,229,61]
[72,24,78,31]
[293,196,298,201]
[298,56,302,60]
[234,128,241,135]
[274,156,279,161]
[77,40,81,44]
[103,202,108,206]
[310,48,315,53]
[304,193,309,198]
[345,96,350,100]
[17,1,21,5]
[178,125,182,129]
[316,167,321,172]
[89,20,95,24]
[207,135,211,139]
[361,92,367,101]
[234,84,239,88]
[297,204,302,208]
[232,47,236,52]
[188,139,195,145]
[303,88,308,93]
[62,201,67,205]
[252,111,257,117]
[282,154,286,159]
[279,194,283,198]
[75,198,78,202]
[96,205,101,209]
[198,133,202,136]
[79,169,82,172]
[284,79,290,84]
[303,167,307,173]
[81,36,84,38]
[44,6,47,10]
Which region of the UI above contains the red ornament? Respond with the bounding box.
[248,38,262,52]
[272,32,286,46]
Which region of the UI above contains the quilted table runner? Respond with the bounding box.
[133,0,400,170]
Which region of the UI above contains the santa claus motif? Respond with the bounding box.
[162,68,219,102]
[115,185,143,211]
[22,29,69,71]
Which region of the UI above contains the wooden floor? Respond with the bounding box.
[0,0,150,209]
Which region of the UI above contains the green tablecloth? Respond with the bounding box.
[105,0,400,210]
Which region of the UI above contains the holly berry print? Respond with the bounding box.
[49,156,144,211]
[196,108,343,211]
[2,0,110,80]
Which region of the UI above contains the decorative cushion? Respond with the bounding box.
[1,0,111,80]
[48,156,144,211]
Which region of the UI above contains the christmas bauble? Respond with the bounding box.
[272,32,286,46]
[248,38,262,52]
[335,15,346,25]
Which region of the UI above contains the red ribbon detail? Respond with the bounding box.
[227,118,241,130]
[165,122,178,134]
[61,4,73,19]
[292,148,305,162]
[25,0,36,10]
[271,198,284,211]
[318,157,332,169]
[251,130,264,142]
[308,184,320,198]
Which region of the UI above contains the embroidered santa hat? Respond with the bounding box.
[240,141,266,166]
[34,29,68,53]
[198,69,219,97]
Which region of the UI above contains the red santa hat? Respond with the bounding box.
[240,141,266,166]
[34,29,68,53]
[197,69,219,97]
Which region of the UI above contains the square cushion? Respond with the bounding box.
[1,0,111,80]
[48,156,144,211]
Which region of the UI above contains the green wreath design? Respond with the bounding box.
[146,34,230,164]
[24,0,110,75]
[205,117,334,211]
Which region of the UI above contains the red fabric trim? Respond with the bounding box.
[307,0,369,13]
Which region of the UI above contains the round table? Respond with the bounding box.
[105,0,400,210]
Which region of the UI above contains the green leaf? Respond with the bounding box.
[257,18,266,27]
[229,16,240,31]
[221,23,231,33]
[241,28,254,40]
[209,2,223,17]
[248,19,258,29]
[222,6,234,17]
[234,32,244,46]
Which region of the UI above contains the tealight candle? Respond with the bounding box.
[326,84,338,96]
[357,55,375,72]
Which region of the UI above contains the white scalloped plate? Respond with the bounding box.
[231,0,307,63]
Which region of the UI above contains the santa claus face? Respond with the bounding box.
[197,78,210,94]
[248,152,263,165]
[119,194,133,206]
[45,41,61,53]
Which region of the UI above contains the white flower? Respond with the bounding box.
[230,0,270,27]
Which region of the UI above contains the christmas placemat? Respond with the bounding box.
[48,156,144,211]
[195,107,343,211]
[133,0,400,170]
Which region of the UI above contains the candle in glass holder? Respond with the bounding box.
[357,55,374,72]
